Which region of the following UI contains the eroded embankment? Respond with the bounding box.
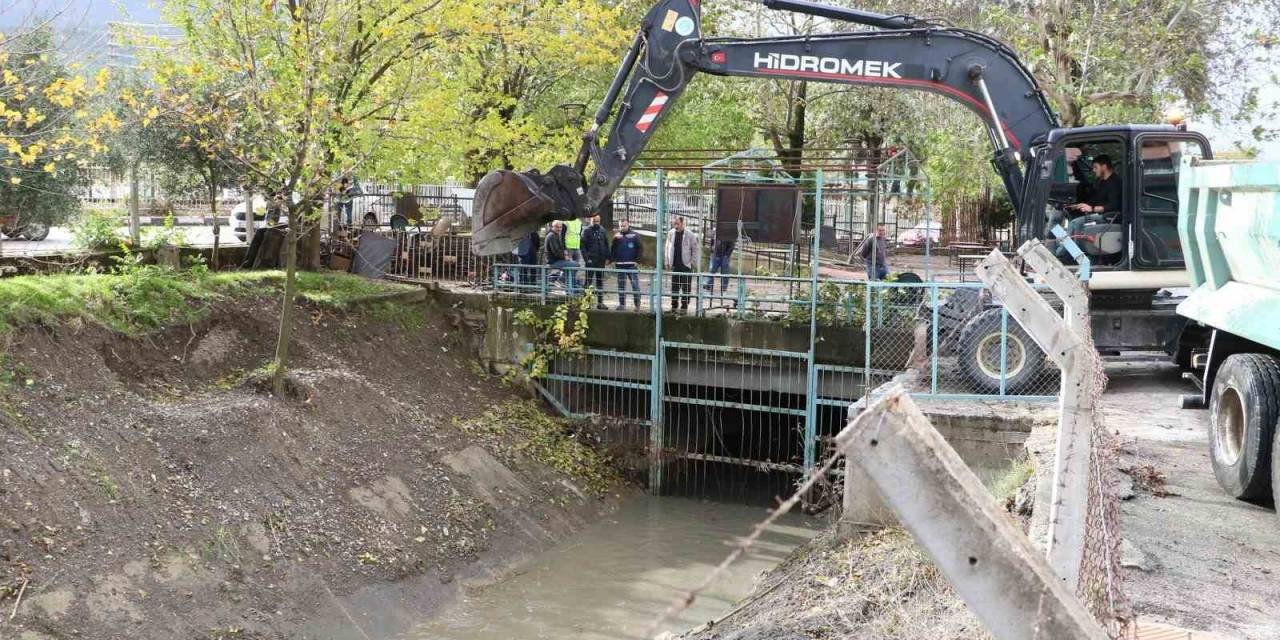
[0,272,626,640]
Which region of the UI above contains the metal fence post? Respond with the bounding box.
[863,278,873,400]
[539,265,548,305]
[930,283,939,394]
[649,170,667,494]
[999,307,1009,396]
[804,170,823,471]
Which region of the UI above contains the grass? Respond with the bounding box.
[992,457,1036,503]
[0,269,416,336]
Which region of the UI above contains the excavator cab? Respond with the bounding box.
[1026,126,1210,275]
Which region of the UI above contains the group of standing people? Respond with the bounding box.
[512,214,738,313]
[516,214,647,309]
[514,215,895,309]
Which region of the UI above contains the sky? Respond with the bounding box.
[5,0,1277,160]
[1197,82,1280,160]
[10,0,163,28]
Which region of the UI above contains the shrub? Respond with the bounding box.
[140,215,188,251]
[71,209,124,251]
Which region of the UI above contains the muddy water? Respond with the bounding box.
[406,496,820,640]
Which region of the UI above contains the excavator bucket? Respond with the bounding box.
[470,170,554,256]
[470,164,587,256]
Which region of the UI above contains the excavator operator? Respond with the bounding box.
[1056,152,1121,259]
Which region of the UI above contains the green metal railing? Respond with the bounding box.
[508,169,1054,494]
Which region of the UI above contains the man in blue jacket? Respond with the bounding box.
[610,219,644,310]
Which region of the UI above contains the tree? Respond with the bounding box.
[150,0,444,395]
[0,24,112,234]
[375,0,630,185]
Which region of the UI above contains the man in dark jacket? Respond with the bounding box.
[544,220,578,295]
[611,219,644,309]
[581,213,611,309]
[516,229,540,286]
[703,224,736,297]
[857,224,891,281]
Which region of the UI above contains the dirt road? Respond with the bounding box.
[1105,359,1280,639]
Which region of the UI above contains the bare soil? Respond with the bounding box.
[0,294,624,639]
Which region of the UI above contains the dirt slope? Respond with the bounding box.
[0,294,622,639]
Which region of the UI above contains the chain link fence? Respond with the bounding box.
[1077,323,1131,637]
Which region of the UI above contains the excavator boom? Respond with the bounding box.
[471,0,1059,255]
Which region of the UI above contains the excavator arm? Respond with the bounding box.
[471,0,1059,255]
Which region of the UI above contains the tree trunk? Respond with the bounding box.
[209,175,220,269]
[304,221,322,270]
[245,189,255,240]
[128,161,141,246]
[784,81,807,181]
[272,208,299,397]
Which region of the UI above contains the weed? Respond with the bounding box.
[364,301,424,330]
[96,473,121,500]
[199,526,242,563]
[512,293,592,380]
[992,457,1036,506]
[214,368,249,390]
[0,352,33,388]
[140,215,189,251]
[457,401,619,496]
[71,209,125,251]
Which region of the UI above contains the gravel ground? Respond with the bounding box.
[1105,359,1280,639]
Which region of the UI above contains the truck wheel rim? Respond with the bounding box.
[977,333,1026,380]
[1215,387,1245,466]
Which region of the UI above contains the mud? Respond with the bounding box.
[0,294,626,639]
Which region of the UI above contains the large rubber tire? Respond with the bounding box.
[1210,353,1280,502]
[956,308,1048,395]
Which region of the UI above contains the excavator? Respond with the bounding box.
[471,0,1214,393]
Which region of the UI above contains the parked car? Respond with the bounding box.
[896,221,941,248]
[229,195,272,243]
[0,214,51,241]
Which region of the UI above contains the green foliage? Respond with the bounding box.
[512,293,594,379]
[140,215,189,251]
[786,276,922,328]
[457,400,619,496]
[0,269,410,336]
[993,457,1036,504]
[0,26,105,229]
[71,209,125,251]
[787,281,867,328]
[376,0,629,184]
[0,352,33,389]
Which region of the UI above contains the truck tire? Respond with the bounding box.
[956,308,1048,395]
[1210,354,1280,502]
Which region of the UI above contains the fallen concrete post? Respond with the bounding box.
[837,388,1109,640]
[976,246,1099,593]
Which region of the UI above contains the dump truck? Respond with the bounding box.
[1175,157,1280,504]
